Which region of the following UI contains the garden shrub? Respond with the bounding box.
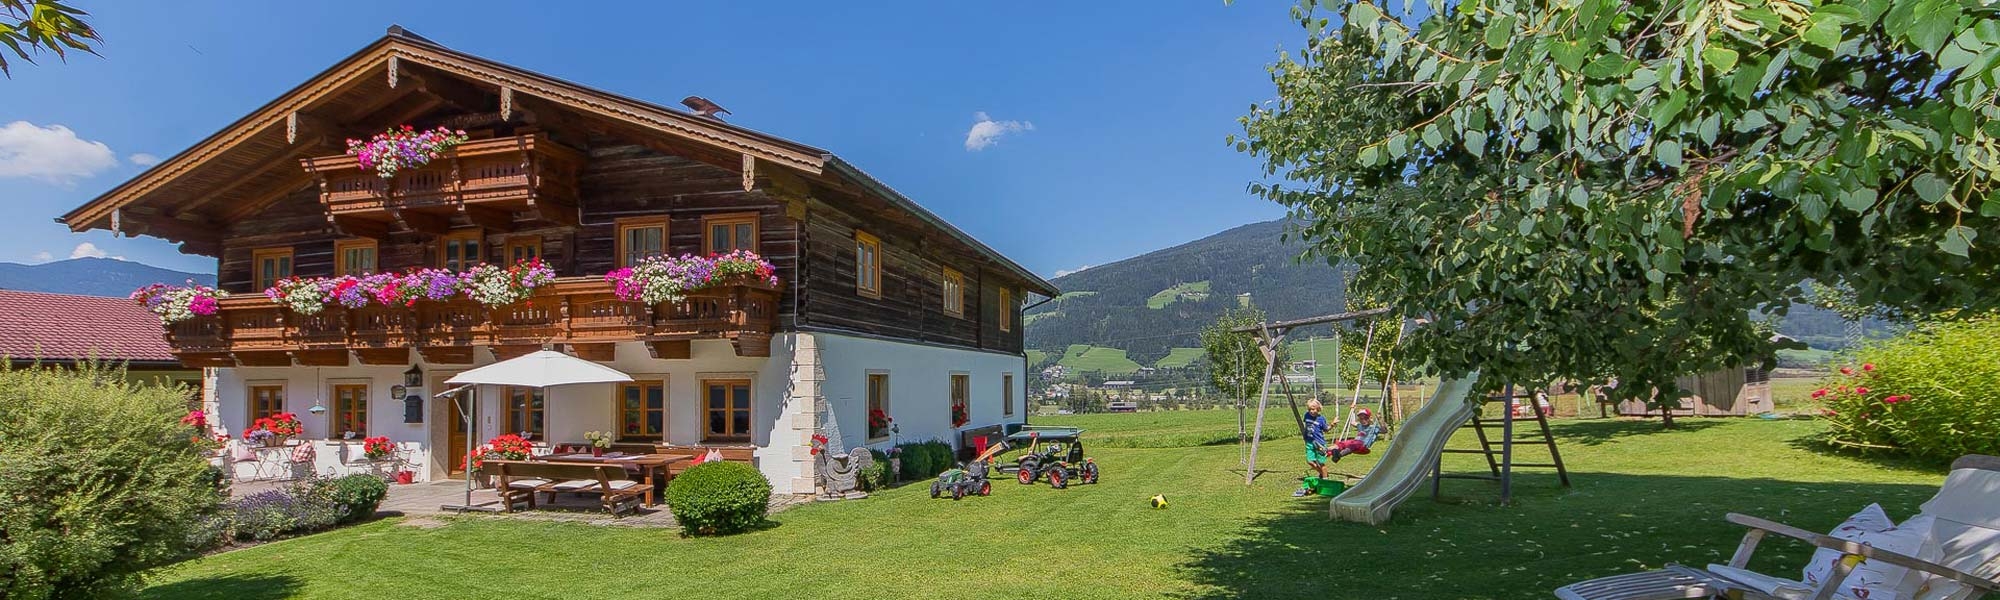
[327,474,389,523]
[896,440,955,481]
[1817,318,2000,464]
[664,462,772,535]
[226,478,344,542]
[0,364,223,599]
[858,449,893,491]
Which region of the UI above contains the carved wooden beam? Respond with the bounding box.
[417,346,474,365]
[457,205,515,233]
[741,154,756,191]
[520,201,579,227]
[292,349,351,367]
[384,207,449,235]
[353,348,410,366]
[568,342,616,362]
[174,137,334,217]
[329,214,391,239]
[397,63,492,112]
[646,340,691,360]
[220,174,316,223]
[500,87,514,121]
[286,111,336,144]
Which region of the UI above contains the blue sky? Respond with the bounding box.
[0,1,1304,276]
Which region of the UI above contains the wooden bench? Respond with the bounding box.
[485,460,652,517]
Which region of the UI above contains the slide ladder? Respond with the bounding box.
[1329,375,1481,525]
[1430,391,1571,503]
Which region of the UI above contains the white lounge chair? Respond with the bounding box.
[1555,454,2000,600]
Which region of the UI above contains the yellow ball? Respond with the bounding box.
[1149,494,1168,509]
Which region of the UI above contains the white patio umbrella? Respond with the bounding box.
[436,350,633,511]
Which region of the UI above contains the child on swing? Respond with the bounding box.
[1329,407,1383,462]
[1294,399,1334,497]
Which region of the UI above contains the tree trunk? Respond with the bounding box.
[1660,405,1677,429]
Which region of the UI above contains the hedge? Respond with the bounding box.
[664,462,772,535]
[1817,318,2000,464]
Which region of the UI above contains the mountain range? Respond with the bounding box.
[0,258,215,298]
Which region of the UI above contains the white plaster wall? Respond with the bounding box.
[814,332,1028,454]
[212,363,435,482]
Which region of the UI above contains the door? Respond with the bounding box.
[442,380,477,479]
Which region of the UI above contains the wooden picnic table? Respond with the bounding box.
[535,452,687,506]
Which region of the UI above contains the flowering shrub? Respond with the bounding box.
[130,281,228,324]
[465,433,534,472]
[460,258,556,306]
[243,412,304,442]
[1816,318,2000,464]
[951,402,969,428]
[362,436,395,461]
[605,251,780,305]
[347,125,469,179]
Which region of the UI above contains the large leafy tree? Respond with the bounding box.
[0,0,98,78]
[1238,0,2000,419]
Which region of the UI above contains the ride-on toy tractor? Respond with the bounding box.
[991,426,1099,489]
[929,460,993,500]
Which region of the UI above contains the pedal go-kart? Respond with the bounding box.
[992,426,1100,489]
[929,460,994,500]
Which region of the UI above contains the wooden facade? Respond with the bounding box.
[62,28,1055,367]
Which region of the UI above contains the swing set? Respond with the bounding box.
[1230,307,1397,485]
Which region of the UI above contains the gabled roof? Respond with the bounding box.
[0,290,177,365]
[60,26,1056,297]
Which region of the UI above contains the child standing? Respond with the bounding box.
[1294,399,1333,497]
[1329,408,1383,461]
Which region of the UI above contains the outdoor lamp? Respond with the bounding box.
[404,364,424,388]
[308,401,327,415]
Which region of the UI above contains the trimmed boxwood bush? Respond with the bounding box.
[327,474,389,523]
[0,364,223,599]
[664,462,772,535]
[896,440,955,481]
[1818,318,2000,464]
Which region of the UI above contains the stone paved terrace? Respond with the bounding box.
[231,479,815,528]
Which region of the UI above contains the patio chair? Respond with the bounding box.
[1554,454,2000,600]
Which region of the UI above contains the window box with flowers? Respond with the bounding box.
[951,402,970,429]
[130,281,228,325]
[868,409,893,441]
[243,412,304,447]
[258,258,557,315]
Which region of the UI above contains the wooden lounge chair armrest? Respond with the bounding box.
[1725,513,2000,592]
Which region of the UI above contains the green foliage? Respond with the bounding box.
[1146,280,1212,309]
[0,1,99,78]
[663,462,772,536]
[1238,0,2000,413]
[1057,344,1146,375]
[858,449,894,491]
[1201,308,1288,401]
[0,364,223,599]
[1817,319,2000,463]
[327,475,388,524]
[895,440,955,481]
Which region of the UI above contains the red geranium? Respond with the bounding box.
[950,402,969,428]
[243,412,304,439]
[363,436,395,460]
[465,433,533,472]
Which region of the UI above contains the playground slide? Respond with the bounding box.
[1329,374,1481,525]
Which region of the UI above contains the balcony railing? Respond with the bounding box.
[299,133,583,220]
[163,277,780,367]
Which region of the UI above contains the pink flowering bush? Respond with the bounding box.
[605,251,779,305]
[1815,318,2000,464]
[130,281,228,324]
[346,125,469,179]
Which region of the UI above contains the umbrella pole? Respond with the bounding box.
[437,386,498,512]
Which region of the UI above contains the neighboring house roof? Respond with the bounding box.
[57,26,1056,297]
[0,290,177,365]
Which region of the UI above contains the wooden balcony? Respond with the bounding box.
[163,277,780,368]
[298,133,584,236]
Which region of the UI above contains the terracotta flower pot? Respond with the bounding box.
[592,446,604,457]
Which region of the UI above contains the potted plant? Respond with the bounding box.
[868,409,892,440]
[243,412,304,446]
[951,402,970,429]
[465,433,533,486]
[582,431,613,457]
[362,436,395,461]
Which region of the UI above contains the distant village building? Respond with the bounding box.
[1106,401,1139,413]
[1102,380,1136,389]
[1040,365,1068,381]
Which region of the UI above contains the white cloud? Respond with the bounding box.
[1054,265,1091,277]
[29,251,52,263]
[128,152,161,167]
[68,242,122,260]
[0,121,119,184]
[964,111,1034,151]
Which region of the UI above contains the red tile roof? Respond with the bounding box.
[0,290,176,364]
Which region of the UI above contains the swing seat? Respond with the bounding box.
[1303,476,1346,496]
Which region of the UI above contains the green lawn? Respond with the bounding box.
[1058,343,1145,374]
[1146,280,1212,309]
[1025,349,1051,367]
[1154,347,1205,369]
[141,415,1946,600]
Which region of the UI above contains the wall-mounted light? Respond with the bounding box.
[404,364,424,389]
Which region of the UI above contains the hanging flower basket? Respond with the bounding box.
[346,125,470,179]
[130,281,228,325]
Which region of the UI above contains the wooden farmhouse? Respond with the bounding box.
[61,27,1056,493]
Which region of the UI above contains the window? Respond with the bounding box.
[703,212,759,255]
[617,217,668,267]
[505,236,542,264]
[618,381,666,441]
[252,247,293,290]
[866,373,890,441]
[504,386,545,439]
[942,267,965,318]
[1004,374,1015,417]
[854,230,881,298]
[998,287,1014,332]
[439,229,482,271]
[703,380,752,442]
[335,239,378,276]
[950,373,969,428]
[331,383,369,437]
[248,384,284,421]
